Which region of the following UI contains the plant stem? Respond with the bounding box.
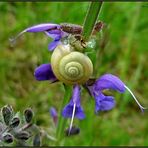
[82,1,103,41]
[56,84,72,143]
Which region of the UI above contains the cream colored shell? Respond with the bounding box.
[51,44,93,85]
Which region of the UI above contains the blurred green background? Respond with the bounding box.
[0,2,148,146]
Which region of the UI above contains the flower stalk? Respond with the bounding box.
[56,84,72,141]
[82,1,103,41]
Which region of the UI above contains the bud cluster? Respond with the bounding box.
[0,105,40,146]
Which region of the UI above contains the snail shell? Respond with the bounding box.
[51,44,93,85]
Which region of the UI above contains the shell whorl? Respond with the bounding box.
[51,44,93,85]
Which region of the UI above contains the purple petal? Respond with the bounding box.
[34,63,57,81]
[62,85,85,119]
[45,29,62,35]
[49,107,58,125]
[45,30,68,39]
[25,23,60,32]
[71,85,81,105]
[48,40,61,51]
[45,30,62,40]
[49,107,57,118]
[94,74,126,93]
[62,103,85,119]
[94,92,116,113]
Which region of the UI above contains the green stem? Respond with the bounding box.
[56,84,72,143]
[82,1,103,41]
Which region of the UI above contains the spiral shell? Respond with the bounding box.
[51,44,93,85]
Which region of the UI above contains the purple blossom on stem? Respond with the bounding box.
[34,64,57,83]
[22,23,146,129]
[34,61,146,115]
[86,74,146,113]
[11,23,68,51]
[62,85,85,120]
[49,107,58,126]
[33,60,147,134]
[62,84,85,134]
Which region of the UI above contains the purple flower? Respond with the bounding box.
[34,63,57,83]
[49,107,58,126]
[34,63,146,133]
[34,62,146,115]
[13,23,68,51]
[62,85,85,134]
[62,85,85,120]
[86,74,146,113]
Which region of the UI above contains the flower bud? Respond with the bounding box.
[24,108,33,123]
[15,131,30,140]
[2,105,13,126]
[3,133,13,143]
[65,126,80,136]
[10,117,20,128]
[49,107,58,125]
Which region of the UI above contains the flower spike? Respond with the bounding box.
[124,85,147,112]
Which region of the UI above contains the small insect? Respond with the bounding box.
[65,126,80,136]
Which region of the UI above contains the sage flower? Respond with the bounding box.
[62,85,85,120]
[12,23,68,51]
[19,23,146,134]
[86,74,146,113]
[34,62,146,132]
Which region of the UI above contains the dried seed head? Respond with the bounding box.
[3,133,13,143]
[15,131,30,140]
[24,108,33,123]
[10,117,20,128]
[2,105,13,126]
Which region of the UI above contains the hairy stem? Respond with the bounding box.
[82,1,103,41]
